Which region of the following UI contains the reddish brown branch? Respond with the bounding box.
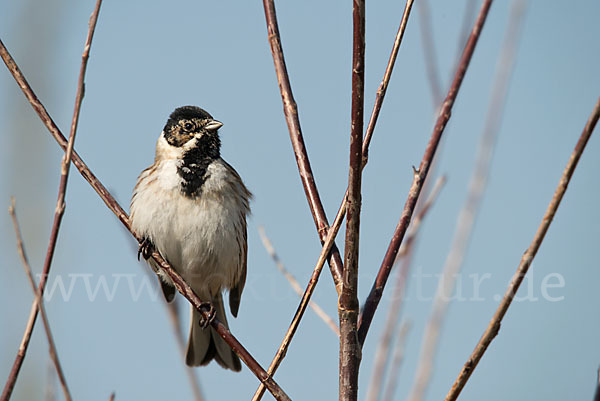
[408,3,527,400]
[338,0,366,399]
[0,34,291,401]
[253,3,416,399]
[262,0,344,292]
[444,96,600,401]
[362,0,415,166]
[8,200,72,401]
[357,0,495,346]
[1,2,102,397]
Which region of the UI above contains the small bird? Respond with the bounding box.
[130,105,251,371]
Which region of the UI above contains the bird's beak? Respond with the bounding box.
[205,120,223,132]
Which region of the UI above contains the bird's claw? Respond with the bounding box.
[198,302,216,329]
[137,237,153,261]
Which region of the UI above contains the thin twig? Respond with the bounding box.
[1,2,102,398]
[9,200,72,401]
[0,35,291,401]
[361,0,415,167]
[364,177,445,401]
[153,253,292,400]
[408,3,527,401]
[261,0,344,292]
[381,320,412,401]
[253,3,416,399]
[339,0,366,399]
[258,226,339,335]
[397,176,446,260]
[357,0,495,347]
[444,96,600,401]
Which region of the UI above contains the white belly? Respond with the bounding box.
[130,159,245,297]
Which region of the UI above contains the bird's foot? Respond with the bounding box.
[198,302,216,329]
[137,237,154,261]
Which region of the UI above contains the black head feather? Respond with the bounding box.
[162,106,223,198]
[164,106,213,133]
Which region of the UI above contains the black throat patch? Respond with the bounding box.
[177,134,221,198]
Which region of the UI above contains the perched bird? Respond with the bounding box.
[130,105,251,371]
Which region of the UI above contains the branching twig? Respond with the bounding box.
[381,320,412,401]
[0,34,291,401]
[339,0,366,399]
[361,0,415,167]
[1,2,102,398]
[258,226,339,335]
[8,200,72,401]
[444,96,600,401]
[357,0,495,346]
[407,3,527,400]
[261,0,344,292]
[365,176,445,401]
[253,3,415,399]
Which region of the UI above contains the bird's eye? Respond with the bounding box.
[183,122,195,131]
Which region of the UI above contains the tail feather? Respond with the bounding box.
[185,293,241,371]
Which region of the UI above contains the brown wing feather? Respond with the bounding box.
[229,211,247,317]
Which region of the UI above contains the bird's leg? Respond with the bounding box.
[197,302,216,329]
[137,237,154,261]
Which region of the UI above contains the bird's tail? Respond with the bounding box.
[185,292,241,371]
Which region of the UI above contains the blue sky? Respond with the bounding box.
[1,1,599,400]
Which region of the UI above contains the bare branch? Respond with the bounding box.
[8,199,72,401]
[338,0,366,399]
[408,3,528,400]
[361,0,415,166]
[381,320,412,401]
[1,2,102,397]
[397,176,446,260]
[261,0,344,291]
[357,0,495,346]
[444,96,600,401]
[253,3,416,398]
[0,36,291,401]
[258,226,339,335]
[365,177,445,401]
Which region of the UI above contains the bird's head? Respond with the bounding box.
[156,105,223,160]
